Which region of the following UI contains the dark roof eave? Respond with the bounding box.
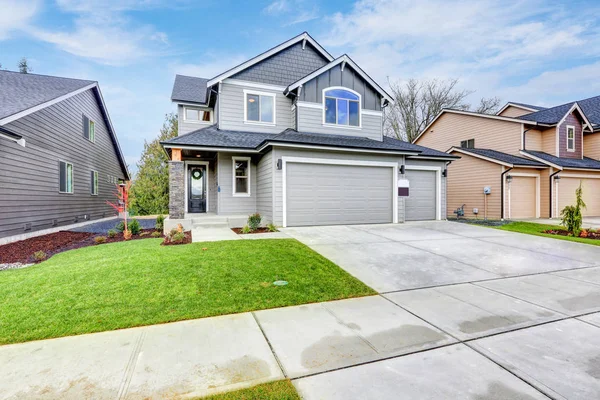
[407,154,460,160]
[260,139,420,154]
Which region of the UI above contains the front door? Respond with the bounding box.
[188,165,207,213]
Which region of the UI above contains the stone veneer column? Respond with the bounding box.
[169,161,185,219]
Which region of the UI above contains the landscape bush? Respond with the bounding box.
[561,182,586,236]
[155,215,165,231]
[32,251,47,262]
[248,213,262,231]
[94,236,107,244]
[107,229,117,238]
[129,219,141,235]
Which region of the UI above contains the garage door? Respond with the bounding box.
[509,176,537,219]
[558,178,600,216]
[286,163,393,226]
[405,169,437,221]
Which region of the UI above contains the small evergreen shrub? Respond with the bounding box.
[561,182,586,236]
[129,219,141,235]
[170,231,186,243]
[267,223,278,232]
[151,231,162,238]
[107,229,117,238]
[32,251,47,262]
[115,221,125,232]
[248,213,262,231]
[241,225,252,234]
[94,236,107,244]
[155,215,165,231]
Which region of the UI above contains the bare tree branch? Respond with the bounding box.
[475,96,502,114]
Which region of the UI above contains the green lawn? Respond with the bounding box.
[0,239,374,345]
[497,221,600,246]
[201,380,300,400]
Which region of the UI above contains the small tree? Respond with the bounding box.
[560,182,586,235]
[107,182,132,240]
[18,58,32,74]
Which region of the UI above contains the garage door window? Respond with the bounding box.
[233,157,250,196]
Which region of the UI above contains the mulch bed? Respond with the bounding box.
[161,231,192,246]
[544,229,600,240]
[0,229,163,265]
[231,227,278,234]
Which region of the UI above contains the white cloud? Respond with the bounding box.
[0,0,40,40]
[264,0,289,15]
[264,0,320,25]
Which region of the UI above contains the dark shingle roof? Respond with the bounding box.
[518,95,600,125]
[525,150,600,170]
[162,125,456,158]
[455,148,546,167]
[508,102,547,111]
[0,70,95,120]
[171,75,209,104]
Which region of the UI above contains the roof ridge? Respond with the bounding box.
[0,69,96,83]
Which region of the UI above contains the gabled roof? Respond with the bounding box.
[284,54,394,105]
[207,32,334,87]
[450,147,546,167]
[518,96,600,127]
[522,150,600,170]
[161,124,457,158]
[171,75,209,105]
[0,70,95,123]
[496,102,547,115]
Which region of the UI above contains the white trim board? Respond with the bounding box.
[281,156,399,227]
[404,165,443,221]
[184,161,210,214]
[224,78,287,92]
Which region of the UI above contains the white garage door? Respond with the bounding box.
[405,169,437,221]
[286,162,394,227]
[558,178,600,216]
[508,176,537,219]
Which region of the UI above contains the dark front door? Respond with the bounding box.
[188,165,207,213]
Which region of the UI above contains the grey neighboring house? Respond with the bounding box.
[163,32,457,228]
[0,70,129,239]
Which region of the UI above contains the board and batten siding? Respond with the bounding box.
[405,158,447,221]
[0,89,127,239]
[256,151,273,222]
[270,147,408,225]
[416,113,523,156]
[296,105,382,140]
[178,104,214,135]
[216,153,257,215]
[218,81,292,134]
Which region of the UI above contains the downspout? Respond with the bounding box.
[500,167,513,220]
[522,128,531,151]
[549,169,561,218]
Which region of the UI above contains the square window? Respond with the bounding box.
[185,108,199,121]
[245,92,275,124]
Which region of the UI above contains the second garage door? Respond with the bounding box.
[508,176,537,219]
[405,169,437,221]
[286,163,394,227]
[558,178,600,216]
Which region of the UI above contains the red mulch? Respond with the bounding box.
[0,229,163,264]
[544,229,600,240]
[161,231,192,246]
[231,227,277,234]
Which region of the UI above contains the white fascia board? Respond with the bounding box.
[559,102,593,131]
[448,147,513,167]
[207,32,334,87]
[162,144,259,153]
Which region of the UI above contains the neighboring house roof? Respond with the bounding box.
[171,75,209,104]
[161,124,457,158]
[496,102,547,115]
[450,147,546,167]
[522,150,600,170]
[518,96,600,127]
[0,70,95,122]
[284,54,394,105]
[207,32,334,87]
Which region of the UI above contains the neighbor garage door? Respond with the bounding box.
[285,163,393,227]
[405,169,437,221]
[558,178,600,216]
[508,176,537,219]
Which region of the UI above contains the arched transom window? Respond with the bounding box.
[324,88,361,127]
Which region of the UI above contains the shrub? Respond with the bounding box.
[115,221,125,232]
[561,182,586,236]
[170,231,186,243]
[140,232,149,236]
[267,223,278,232]
[176,223,184,233]
[94,236,107,244]
[155,215,165,231]
[107,229,117,238]
[32,251,47,262]
[129,219,141,235]
[151,231,162,238]
[248,213,262,231]
[241,225,251,234]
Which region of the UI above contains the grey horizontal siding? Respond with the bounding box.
[298,64,382,111]
[271,147,405,226]
[217,152,257,215]
[0,89,127,239]
[297,105,382,140]
[218,82,292,134]
[256,151,273,223]
[178,104,214,135]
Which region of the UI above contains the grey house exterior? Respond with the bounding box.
[163,32,456,227]
[0,71,129,239]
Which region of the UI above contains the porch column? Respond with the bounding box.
[169,148,185,219]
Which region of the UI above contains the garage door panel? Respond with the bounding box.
[558,178,600,217]
[405,170,437,221]
[286,163,393,227]
[509,176,537,219]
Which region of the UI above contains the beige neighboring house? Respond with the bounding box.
[413,97,600,220]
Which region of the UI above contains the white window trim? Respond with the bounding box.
[404,165,442,221]
[281,157,399,227]
[91,170,98,196]
[88,119,95,143]
[59,160,74,194]
[566,125,576,152]
[322,86,362,129]
[232,156,251,197]
[243,89,276,126]
[184,161,210,214]
[183,106,213,124]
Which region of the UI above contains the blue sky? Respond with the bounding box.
[2,0,600,174]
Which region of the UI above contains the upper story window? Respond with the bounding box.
[244,90,275,124]
[323,88,361,127]
[184,107,212,123]
[460,139,475,149]
[83,115,95,142]
[566,125,575,151]
[59,160,73,194]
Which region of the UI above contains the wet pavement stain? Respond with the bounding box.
[586,354,600,379]
[300,334,374,369]
[459,315,531,334]
[367,325,447,352]
[558,292,600,311]
[211,355,271,385]
[473,381,541,400]
[9,377,116,400]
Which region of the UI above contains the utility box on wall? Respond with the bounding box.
[398,179,410,197]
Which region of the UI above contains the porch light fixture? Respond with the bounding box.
[196,154,202,158]
[554,175,561,181]
[277,159,283,170]
[506,175,513,183]
[442,168,447,177]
